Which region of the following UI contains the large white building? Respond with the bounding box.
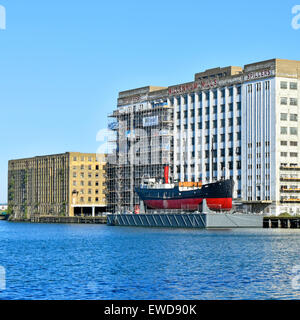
[107,59,300,216]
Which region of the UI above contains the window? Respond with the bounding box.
[88,165,92,170]
[281,141,288,146]
[281,127,287,134]
[95,197,99,202]
[290,82,298,90]
[213,106,217,114]
[281,97,288,105]
[280,81,288,89]
[280,113,287,121]
[290,127,298,135]
[73,172,77,178]
[281,152,288,157]
[290,114,298,121]
[88,157,92,162]
[236,117,241,125]
[291,152,298,157]
[228,118,233,127]
[290,98,298,106]
[81,156,84,161]
[228,133,233,141]
[95,182,99,186]
[221,104,225,112]
[88,181,92,186]
[220,119,225,127]
[237,102,241,110]
[237,86,241,95]
[290,141,298,146]
[73,157,77,161]
[73,181,77,186]
[80,181,84,186]
[229,103,233,112]
[88,197,92,202]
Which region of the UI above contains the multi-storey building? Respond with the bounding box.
[107,58,300,216]
[8,152,107,219]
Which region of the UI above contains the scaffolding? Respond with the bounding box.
[106,101,174,213]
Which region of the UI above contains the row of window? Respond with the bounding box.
[171,87,242,105]
[281,152,298,157]
[280,141,298,146]
[248,164,270,169]
[176,161,242,171]
[280,97,298,105]
[248,153,270,158]
[73,181,102,187]
[248,175,270,180]
[78,189,102,195]
[280,127,298,135]
[73,165,101,171]
[280,113,298,121]
[79,197,104,203]
[247,81,270,93]
[177,102,242,117]
[73,156,95,162]
[73,172,101,178]
[280,81,298,90]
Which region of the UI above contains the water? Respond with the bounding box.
[0,221,300,300]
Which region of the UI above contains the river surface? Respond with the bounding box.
[0,221,300,300]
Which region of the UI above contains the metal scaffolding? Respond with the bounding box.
[106,101,174,213]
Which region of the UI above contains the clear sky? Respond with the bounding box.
[0,0,300,202]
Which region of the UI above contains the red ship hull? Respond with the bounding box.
[144,198,232,211]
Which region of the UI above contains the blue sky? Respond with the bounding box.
[0,0,299,202]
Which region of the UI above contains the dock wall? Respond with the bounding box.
[107,213,263,229]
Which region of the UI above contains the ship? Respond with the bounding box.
[135,166,234,212]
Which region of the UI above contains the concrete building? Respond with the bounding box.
[0,204,7,211]
[107,58,300,216]
[8,152,107,219]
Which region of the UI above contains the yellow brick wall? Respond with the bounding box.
[68,152,106,216]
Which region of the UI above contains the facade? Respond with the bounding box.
[8,152,107,219]
[107,58,300,216]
